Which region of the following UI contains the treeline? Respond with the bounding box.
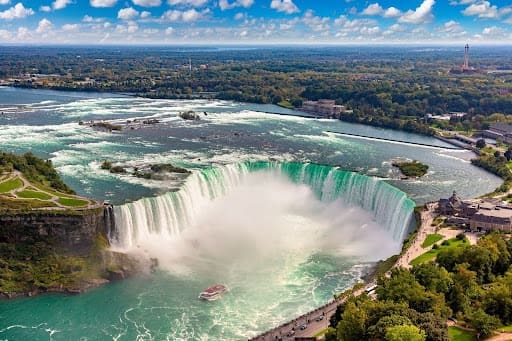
[327,233,512,340]
[470,144,512,193]
[2,46,512,136]
[0,151,74,194]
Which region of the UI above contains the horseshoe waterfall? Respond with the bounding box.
[112,162,415,248]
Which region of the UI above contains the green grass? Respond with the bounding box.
[314,328,331,338]
[16,190,53,200]
[499,325,512,332]
[57,197,88,207]
[31,182,71,197]
[277,100,294,109]
[0,177,23,193]
[422,234,444,248]
[411,238,468,266]
[448,326,477,341]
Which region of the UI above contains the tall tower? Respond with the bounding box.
[463,44,469,70]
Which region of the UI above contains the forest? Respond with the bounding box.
[326,233,512,340]
[1,46,511,136]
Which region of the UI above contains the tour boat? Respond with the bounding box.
[198,284,228,301]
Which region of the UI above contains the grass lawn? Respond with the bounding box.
[499,325,512,332]
[313,329,329,338]
[57,197,88,207]
[411,238,468,266]
[0,177,23,193]
[277,100,294,109]
[448,326,477,341]
[17,190,53,200]
[422,234,444,248]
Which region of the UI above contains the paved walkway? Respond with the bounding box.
[394,203,437,269]
[0,170,102,210]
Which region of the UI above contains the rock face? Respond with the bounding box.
[0,205,149,298]
[0,206,114,256]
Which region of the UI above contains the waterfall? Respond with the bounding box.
[112,162,415,248]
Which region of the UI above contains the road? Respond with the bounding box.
[250,287,367,341]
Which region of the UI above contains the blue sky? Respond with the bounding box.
[0,0,511,44]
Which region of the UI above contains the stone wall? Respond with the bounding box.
[0,205,114,256]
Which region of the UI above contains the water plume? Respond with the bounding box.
[112,162,415,276]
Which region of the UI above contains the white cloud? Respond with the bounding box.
[302,10,329,32]
[167,0,208,6]
[118,7,139,20]
[62,23,79,31]
[17,26,30,39]
[90,0,117,7]
[103,22,111,28]
[116,21,138,33]
[219,0,253,10]
[132,0,161,6]
[383,23,406,35]
[234,12,245,20]
[162,8,208,21]
[0,29,12,40]
[52,0,72,10]
[36,18,52,34]
[383,7,401,18]
[0,0,11,5]
[143,28,159,34]
[40,5,51,12]
[361,3,401,18]
[399,0,435,24]
[0,3,34,20]
[361,3,383,16]
[462,1,498,18]
[165,26,174,34]
[482,25,506,35]
[270,0,299,14]
[140,10,151,18]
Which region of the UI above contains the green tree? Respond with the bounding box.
[476,138,486,149]
[412,263,453,294]
[468,309,500,339]
[385,324,426,341]
[367,315,412,341]
[337,302,368,341]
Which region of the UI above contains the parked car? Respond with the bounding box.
[315,315,324,321]
[300,324,307,330]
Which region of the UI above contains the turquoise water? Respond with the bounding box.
[0,87,502,340]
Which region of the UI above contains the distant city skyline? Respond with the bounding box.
[0,0,511,44]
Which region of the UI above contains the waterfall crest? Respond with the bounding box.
[113,162,415,248]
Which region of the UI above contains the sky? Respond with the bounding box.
[0,0,511,44]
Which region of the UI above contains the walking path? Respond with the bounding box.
[0,170,102,210]
[394,203,437,269]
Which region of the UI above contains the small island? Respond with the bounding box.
[179,110,201,121]
[392,160,429,178]
[101,160,191,180]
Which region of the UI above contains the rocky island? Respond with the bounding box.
[392,160,429,178]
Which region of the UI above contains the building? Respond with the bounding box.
[301,99,346,118]
[483,123,512,144]
[438,191,512,232]
[470,206,512,233]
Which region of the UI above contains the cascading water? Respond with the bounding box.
[112,162,415,249]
